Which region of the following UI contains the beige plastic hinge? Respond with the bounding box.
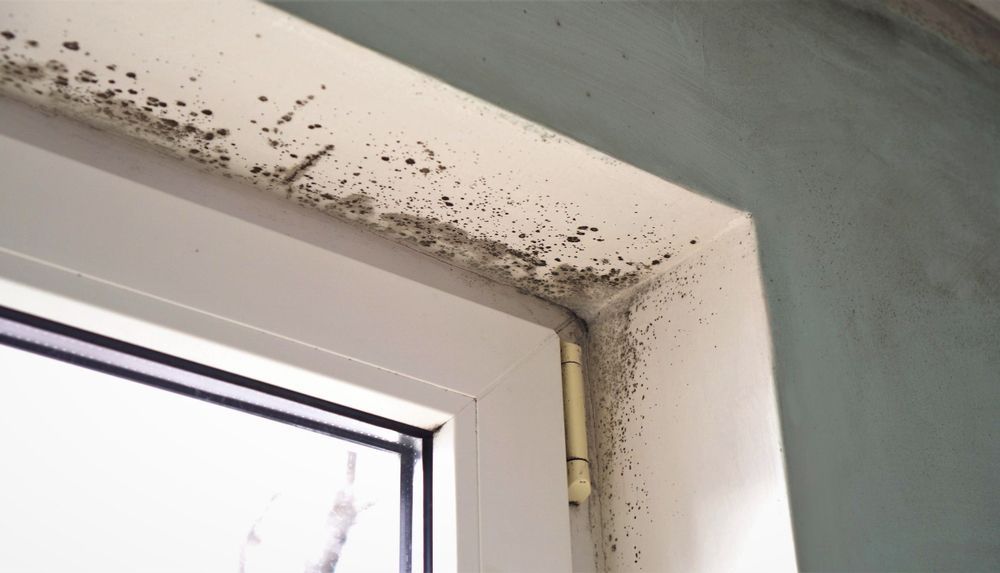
[560,341,592,504]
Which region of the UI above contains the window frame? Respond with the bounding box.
[0,305,432,573]
[0,101,573,572]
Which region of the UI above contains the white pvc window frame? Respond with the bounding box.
[0,104,572,572]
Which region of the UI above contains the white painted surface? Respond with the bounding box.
[588,219,796,572]
[477,335,572,573]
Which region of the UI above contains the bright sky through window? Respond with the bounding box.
[0,320,422,573]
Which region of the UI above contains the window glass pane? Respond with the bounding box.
[0,313,426,573]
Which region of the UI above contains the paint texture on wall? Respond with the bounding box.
[285,1,1000,570]
[0,2,740,320]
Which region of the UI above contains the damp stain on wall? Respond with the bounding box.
[0,4,741,318]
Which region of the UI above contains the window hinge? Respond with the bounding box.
[561,341,592,504]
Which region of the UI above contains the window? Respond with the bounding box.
[0,306,431,573]
[0,118,574,572]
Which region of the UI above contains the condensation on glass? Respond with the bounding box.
[0,308,429,573]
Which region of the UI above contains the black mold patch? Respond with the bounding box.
[283,143,335,185]
[0,29,692,313]
[588,249,728,570]
[589,284,656,571]
[1,52,236,169]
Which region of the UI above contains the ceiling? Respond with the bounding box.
[0,2,743,320]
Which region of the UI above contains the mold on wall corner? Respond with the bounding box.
[585,218,795,571]
[0,2,742,318]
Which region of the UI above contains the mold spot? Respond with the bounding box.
[283,143,335,185]
[62,41,79,51]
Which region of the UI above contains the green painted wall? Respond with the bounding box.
[277,2,1000,570]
